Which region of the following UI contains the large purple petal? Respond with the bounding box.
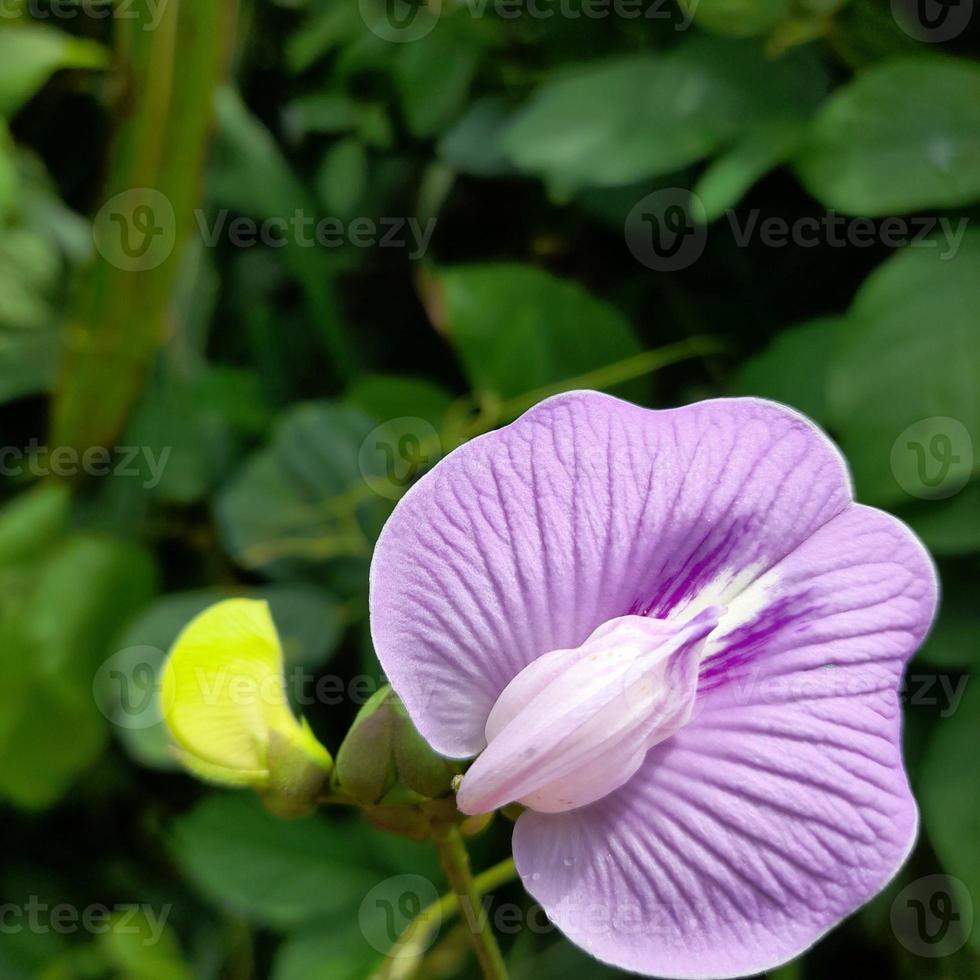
[513,504,937,978]
[370,392,851,757]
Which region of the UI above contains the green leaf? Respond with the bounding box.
[438,97,519,178]
[345,374,454,431]
[283,92,362,139]
[796,56,980,215]
[920,680,980,924]
[124,365,272,506]
[916,576,977,669]
[0,225,61,335]
[0,482,70,568]
[0,119,17,219]
[315,138,367,219]
[502,38,825,192]
[0,24,108,119]
[0,532,156,809]
[694,122,806,221]
[898,481,980,557]
[97,909,193,980]
[210,87,356,382]
[732,316,842,425]
[216,402,387,575]
[272,922,378,980]
[438,263,644,403]
[393,31,480,138]
[828,232,980,505]
[170,794,387,929]
[678,0,793,36]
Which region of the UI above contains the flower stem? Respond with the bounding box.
[377,857,516,980]
[432,827,510,980]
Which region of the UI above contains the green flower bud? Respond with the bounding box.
[335,685,458,806]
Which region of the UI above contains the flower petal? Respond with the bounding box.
[512,504,937,978]
[162,598,296,773]
[370,392,851,756]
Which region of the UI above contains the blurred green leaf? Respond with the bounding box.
[210,87,356,381]
[920,679,980,931]
[0,924,67,979]
[283,92,362,139]
[898,482,980,557]
[393,31,481,138]
[732,316,842,424]
[796,56,980,215]
[97,908,192,980]
[916,576,977,669]
[171,795,387,929]
[315,138,368,219]
[124,365,272,506]
[503,38,825,192]
[828,231,980,505]
[345,375,453,431]
[0,530,156,809]
[678,0,794,36]
[694,122,806,221]
[438,263,644,403]
[272,922,377,980]
[509,937,623,979]
[0,23,108,119]
[0,483,70,566]
[438,97,519,178]
[216,402,387,575]
[0,119,16,219]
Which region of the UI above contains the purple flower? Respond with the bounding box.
[370,392,937,978]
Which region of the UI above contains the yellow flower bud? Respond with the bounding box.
[161,599,332,814]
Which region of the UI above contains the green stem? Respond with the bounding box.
[379,856,516,980]
[490,335,727,427]
[432,828,510,980]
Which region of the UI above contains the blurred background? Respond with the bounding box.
[0,0,978,977]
